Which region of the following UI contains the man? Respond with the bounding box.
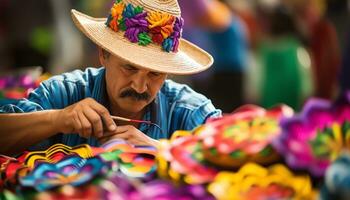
[0,0,221,155]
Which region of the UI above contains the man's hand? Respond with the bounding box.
[52,98,117,138]
[98,125,159,147]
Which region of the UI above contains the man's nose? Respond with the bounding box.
[131,74,148,93]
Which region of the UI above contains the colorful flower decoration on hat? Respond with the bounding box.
[105,0,125,32]
[20,155,111,192]
[199,104,293,168]
[208,163,318,200]
[123,5,149,43]
[170,17,184,52]
[105,0,183,52]
[147,11,174,44]
[273,94,350,176]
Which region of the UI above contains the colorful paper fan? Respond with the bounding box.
[24,144,95,169]
[20,155,111,192]
[100,139,157,178]
[199,104,293,168]
[101,139,157,156]
[207,163,318,200]
[157,136,218,185]
[321,153,350,200]
[273,97,350,176]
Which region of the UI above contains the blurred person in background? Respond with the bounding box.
[255,3,313,110]
[226,0,260,48]
[178,0,249,113]
[284,0,341,100]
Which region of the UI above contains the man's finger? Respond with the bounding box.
[90,103,116,132]
[72,113,82,133]
[114,125,133,132]
[99,126,129,140]
[83,107,103,138]
[98,132,130,143]
[78,112,92,138]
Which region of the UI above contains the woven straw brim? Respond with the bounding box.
[71,9,213,75]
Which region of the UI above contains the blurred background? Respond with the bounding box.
[0,0,349,113]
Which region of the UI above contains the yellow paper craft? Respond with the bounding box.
[25,144,94,169]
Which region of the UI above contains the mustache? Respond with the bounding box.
[119,89,150,101]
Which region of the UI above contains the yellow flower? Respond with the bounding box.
[111,2,125,21]
[108,2,125,32]
[147,11,174,38]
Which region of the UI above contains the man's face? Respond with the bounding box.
[100,49,167,114]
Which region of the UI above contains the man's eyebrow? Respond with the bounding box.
[123,64,138,70]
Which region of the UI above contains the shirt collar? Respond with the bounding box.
[139,93,169,139]
[139,93,167,138]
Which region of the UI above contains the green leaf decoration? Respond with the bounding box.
[134,6,144,14]
[118,18,127,31]
[138,32,152,46]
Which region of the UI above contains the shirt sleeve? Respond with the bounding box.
[0,81,59,151]
[169,99,222,135]
[0,68,102,149]
[186,100,222,130]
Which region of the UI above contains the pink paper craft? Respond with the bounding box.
[273,93,350,176]
[199,104,293,167]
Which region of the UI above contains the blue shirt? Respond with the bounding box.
[0,67,221,150]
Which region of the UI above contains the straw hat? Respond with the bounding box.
[71,0,214,75]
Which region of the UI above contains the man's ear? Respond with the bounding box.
[98,47,106,66]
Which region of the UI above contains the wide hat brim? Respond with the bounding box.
[71,9,213,75]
